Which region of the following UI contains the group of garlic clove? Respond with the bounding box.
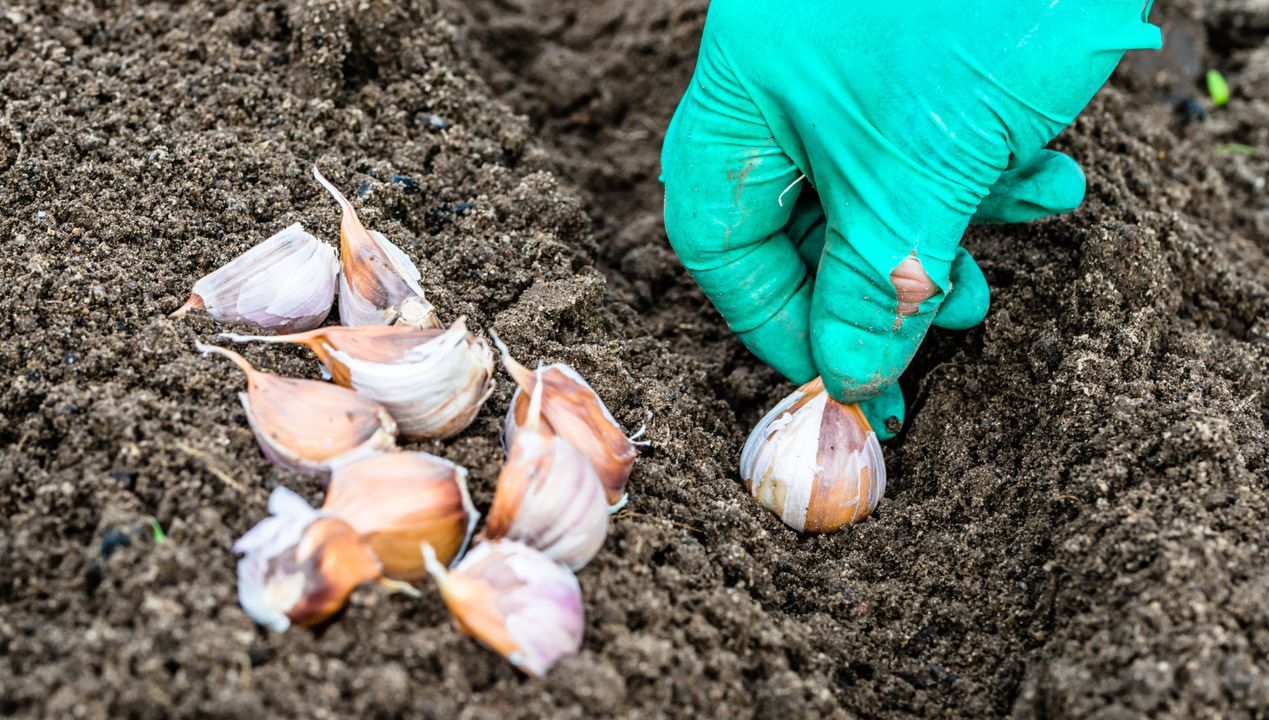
[418,337,646,675]
[234,451,478,632]
[176,166,651,676]
[220,319,494,441]
[173,166,437,334]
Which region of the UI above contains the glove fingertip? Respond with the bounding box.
[859,384,905,441]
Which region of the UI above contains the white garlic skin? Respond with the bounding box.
[739,379,886,532]
[329,318,495,439]
[484,427,609,570]
[180,224,338,332]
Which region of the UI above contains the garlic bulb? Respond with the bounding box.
[739,377,886,532]
[311,166,440,329]
[195,342,397,480]
[494,334,641,511]
[324,451,479,580]
[220,318,495,440]
[483,378,608,570]
[423,540,584,676]
[172,223,338,333]
[235,487,391,632]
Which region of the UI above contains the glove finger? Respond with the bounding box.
[661,63,816,383]
[809,237,938,404]
[970,150,1086,225]
[932,247,990,330]
[859,382,904,442]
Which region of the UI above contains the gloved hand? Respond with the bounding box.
[662,0,1160,439]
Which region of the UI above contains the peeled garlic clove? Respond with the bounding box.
[483,377,608,570]
[235,487,384,631]
[423,540,584,676]
[324,451,479,580]
[311,166,439,328]
[220,318,495,440]
[195,342,398,480]
[494,334,640,510]
[739,377,887,532]
[172,223,338,333]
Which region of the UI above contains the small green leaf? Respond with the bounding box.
[1207,69,1230,107]
[1215,143,1258,156]
[148,517,167,544]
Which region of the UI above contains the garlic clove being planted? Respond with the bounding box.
[739,377,887,532]
[194,342,397,480]
[423,540,584,676]
[324,451,479,580]
[235,487,392,632]
[172,223,338,333]
[220,318,495,440]
[493,333,642,511]
[482,377,608,570]
[311,166,440,329]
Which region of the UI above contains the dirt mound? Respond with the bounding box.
[1,0,1266,717]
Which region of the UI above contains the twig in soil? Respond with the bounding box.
[1232,393,1259,412]
[175,442,246,493]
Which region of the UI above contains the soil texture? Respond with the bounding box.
[1,1,1267,718]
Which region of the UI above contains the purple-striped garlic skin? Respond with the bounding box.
[494,335,642,511]
[739,377,886,533]
[483,379,609,570]
[172,224,338,333]
[422,540,584,676]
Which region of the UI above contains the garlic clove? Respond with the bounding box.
[423,540,584,676]
[324,451,479,580]
[483,377,609,570]
[311,166,438,328]
[224,318,495,440]
[739,377,887,532]
[172,223,338,333]
[235,488,384,631]
[195,342,398,480]
[493,333,640,510]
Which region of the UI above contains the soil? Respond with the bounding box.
[1,0,1267,718]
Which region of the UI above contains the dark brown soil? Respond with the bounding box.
[1,1,1266,718]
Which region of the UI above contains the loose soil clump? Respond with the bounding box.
[1,1,1267,717]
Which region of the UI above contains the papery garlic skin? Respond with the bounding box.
[235,487,382,631]
[423,540,584,676]
[484,378,608,569]
[220,320,495,440]
[311,166,439,328]
[328,318,495,440]
[196,342,398,480]
[495,336,640,511]
[173,224,338,333]
[325,451,479,580]
[739,378,886,532]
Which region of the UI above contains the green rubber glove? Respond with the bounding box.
[662,0,1160,439]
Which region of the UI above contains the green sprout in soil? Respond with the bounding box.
[1206,69,1230,107]
[1215,143,1258,157]
[148,517,167,544]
